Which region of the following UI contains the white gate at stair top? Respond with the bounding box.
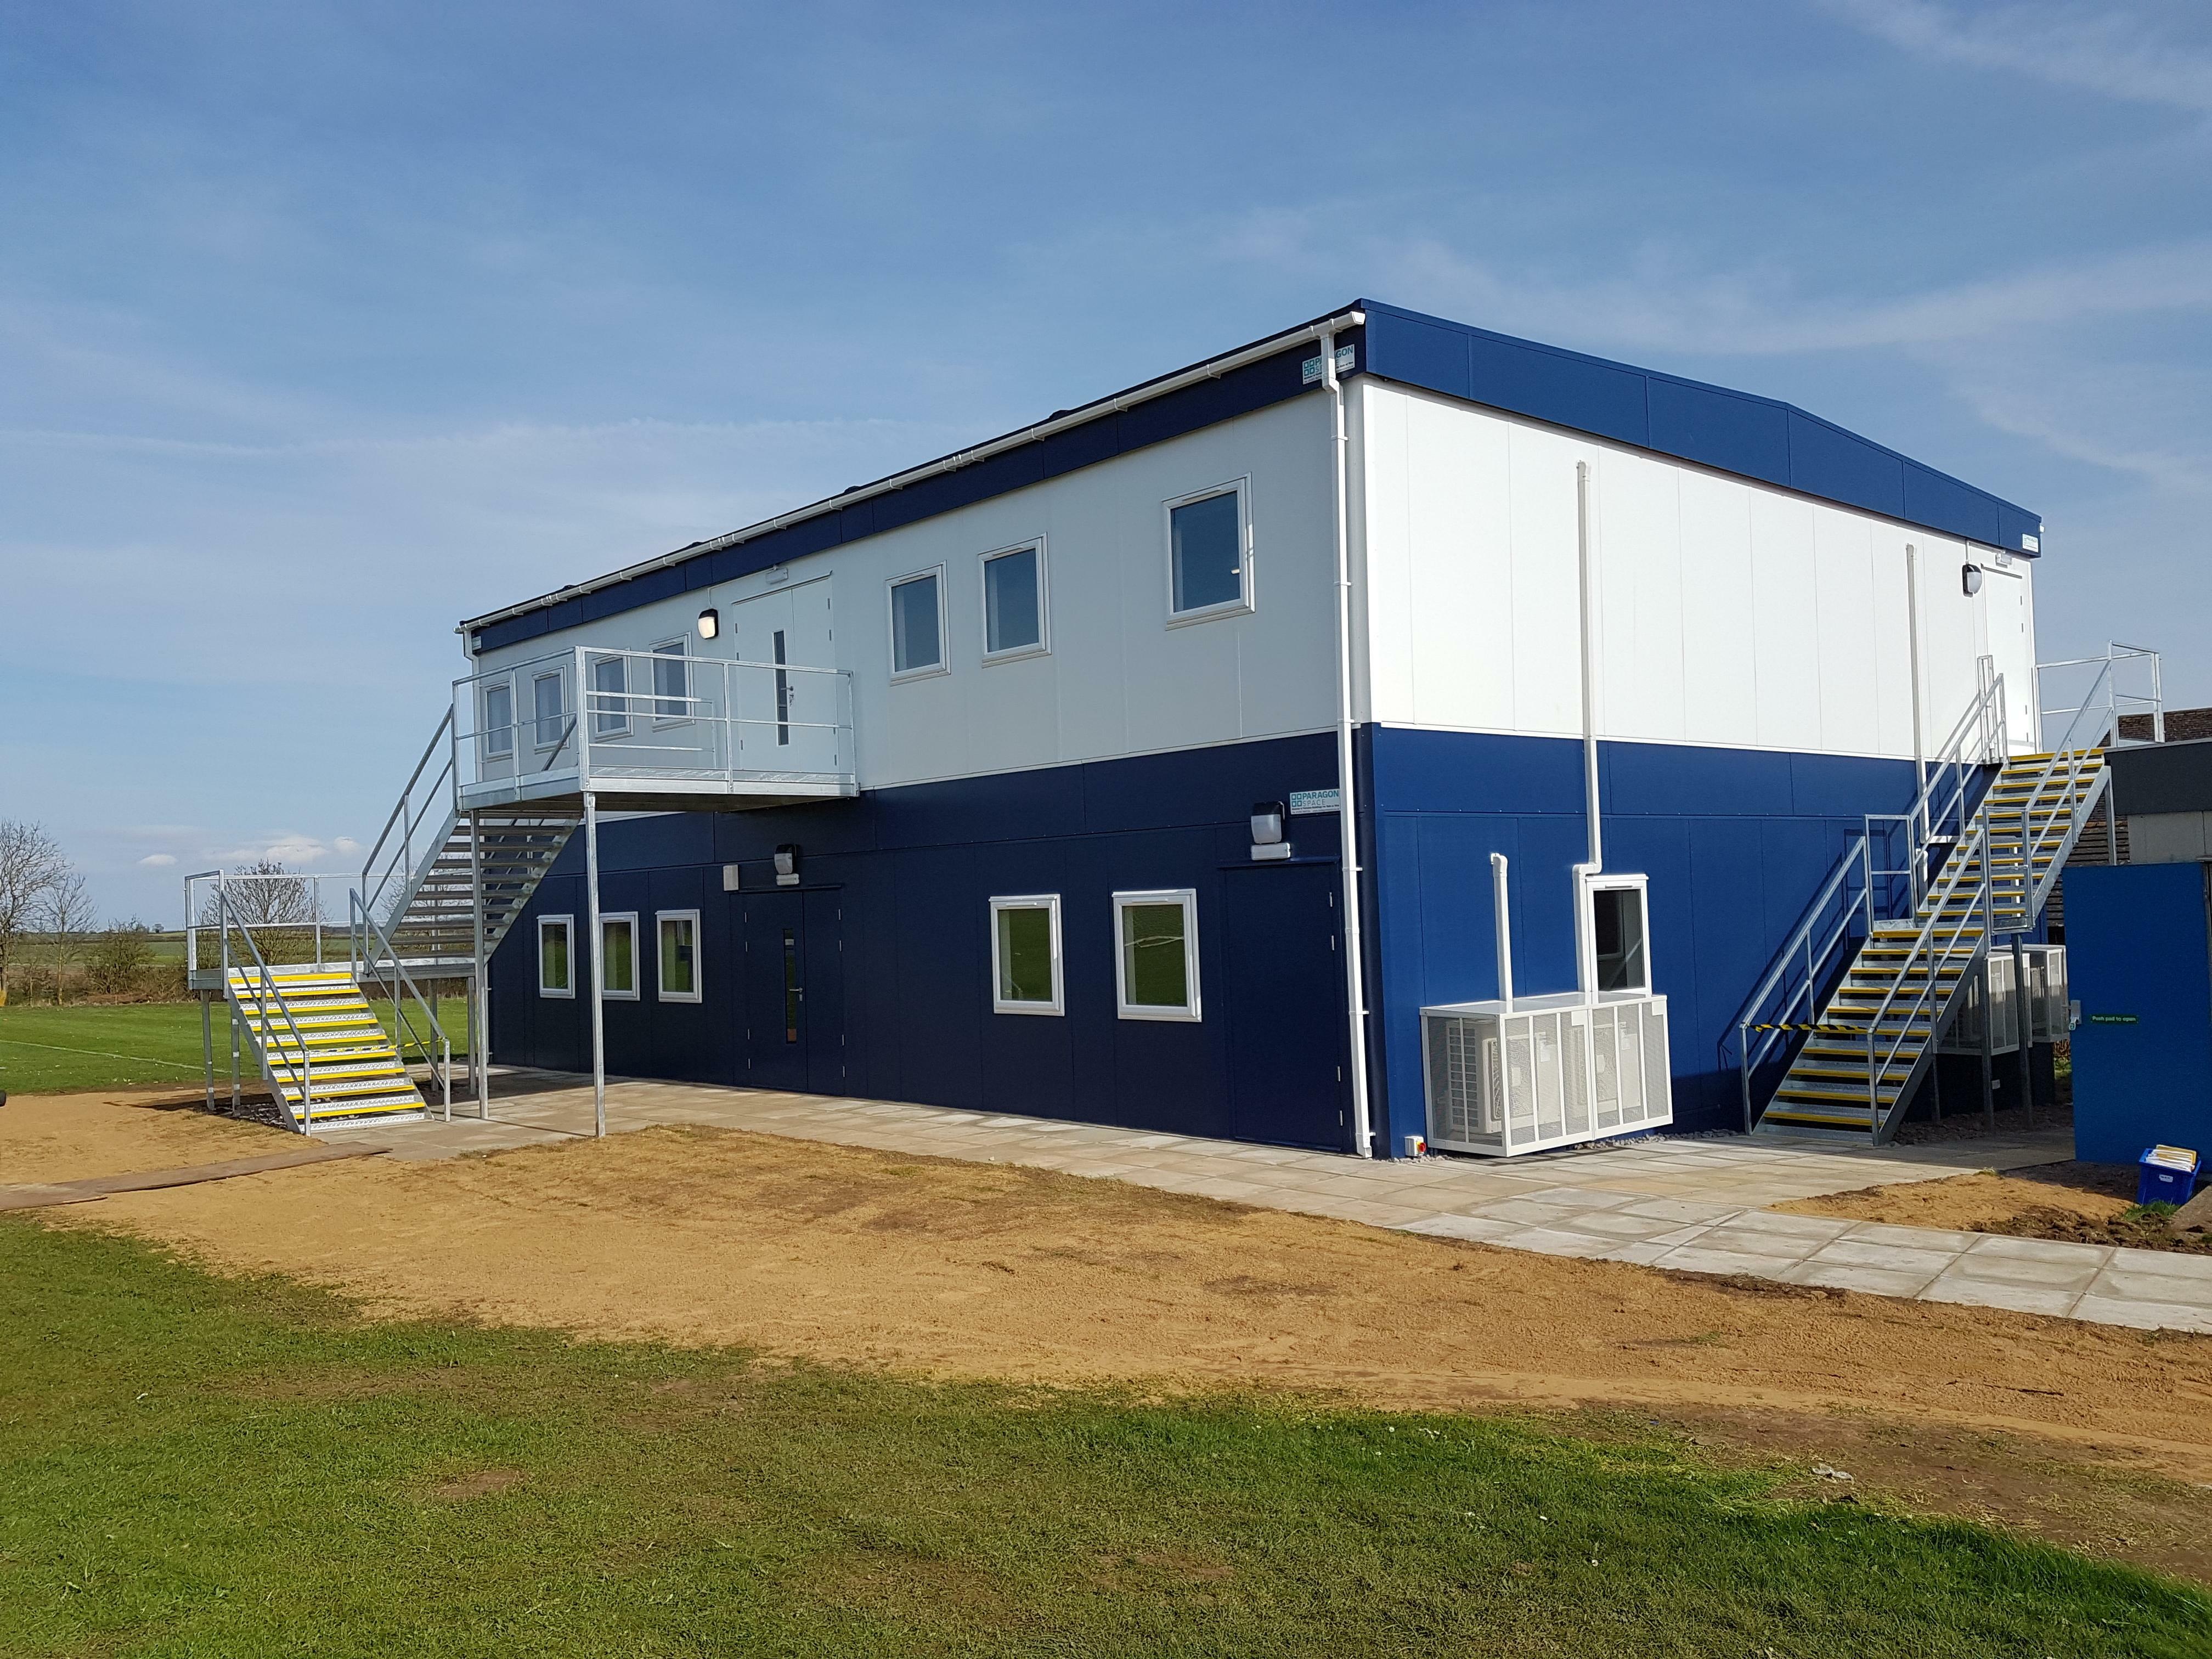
[729,577,839,779]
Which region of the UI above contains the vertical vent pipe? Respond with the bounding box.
[1491,853,1515,1013]
[1571,460,1602,1001]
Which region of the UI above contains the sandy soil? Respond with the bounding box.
[9,1089,2212,1583]
[1781,1163,2212,1255]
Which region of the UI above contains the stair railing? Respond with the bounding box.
[350,889,454,1119]
[1857,815,1995,1141]
[208,872,320,1133]
[356,707,458,975]
[1728,670,2007,1131]
[2011,656,2126,926]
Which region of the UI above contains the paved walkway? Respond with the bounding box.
[316,1072,2212,1335]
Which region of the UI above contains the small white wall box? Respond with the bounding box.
[1420,991,1673,1156]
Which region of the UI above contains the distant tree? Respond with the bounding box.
[44,870,96,1005]
[200,860,324,927]
[0,820,68,1003]
[86,920,155,996]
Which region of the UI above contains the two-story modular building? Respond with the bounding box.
[298,300,2082,1160]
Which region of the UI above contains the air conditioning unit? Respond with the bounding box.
[1420,991,1673,1156]
[1939,943,2069,1057]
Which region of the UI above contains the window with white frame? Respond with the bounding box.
[1587,878,1650,994]
[1113,889,1201,1021]
[989,895,1062,1014]
[533,672,567,748]
[538,915,574,998]
[657,910,701,1001]
[889,568,946,677]
[1166,482,1250,620]
[590,656,628,737]
[981,541,1047,659]
[651,640,689,720]
[600,913,639,999]
[483,680,514,759]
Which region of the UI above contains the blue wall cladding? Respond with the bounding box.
[1362,726,1918,1144]
[489,732,1356,1150]
[1357,300,2039,554]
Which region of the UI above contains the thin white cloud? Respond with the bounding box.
[137,853,177,867]
[1819,0,2212,114]
[1378,238,2212,358]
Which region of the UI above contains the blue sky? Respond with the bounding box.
[4,0,2209,923]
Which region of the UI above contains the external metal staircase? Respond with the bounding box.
[1731,652,2137,1146]
[224,964,428,1127]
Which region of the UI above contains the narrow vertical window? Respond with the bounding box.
[651,640,689,720]
[773,628,791,746]
[600,913,638,999]
[538,916,573,998]
[656,910,701,1002]
[990,895,1063,1014]
[533,672,566,748]
[782,928,801,1041]
[1592,885,1650,993]
[982,543,1046,658]
[591,656,628,737]
[1166,484,1249,619]
[483,681,515,759]
[889,569,945,677]
[1114,889,1201,1021]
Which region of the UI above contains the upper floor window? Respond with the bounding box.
[981,542,1047,660]
[483,681,514,759]
[590,656,628,737]
[533,672,567,749]
[890,568,946,679]
[1166,482,1250,621]
[652,640,689,720]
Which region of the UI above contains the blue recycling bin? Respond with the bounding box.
[2138,1146,2200,1207]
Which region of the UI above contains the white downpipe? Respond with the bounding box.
[1323,326,1376,1160]
[1491,853,1515,1013]
[1571,460,1602,1002]
[584,790,607,1138]
[1905,545,1927,806]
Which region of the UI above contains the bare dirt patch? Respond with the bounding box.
[1779,1161,2212,1254]
[425,1468,527,1501]
[13,1088,2212,1583]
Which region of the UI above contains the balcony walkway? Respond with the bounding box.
[309,1070,2212,1336]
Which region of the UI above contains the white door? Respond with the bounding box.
[729,579,838,776]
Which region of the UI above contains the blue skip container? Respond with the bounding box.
[2137,1145,2200,1207]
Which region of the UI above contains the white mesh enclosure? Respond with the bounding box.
[1421,992,1674,1156]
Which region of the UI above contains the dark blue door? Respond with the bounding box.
[736,890,844,1093]
[1223,862,1351,1150]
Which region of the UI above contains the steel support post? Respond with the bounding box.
[200,992,215,1111]
[471,809,490,1121]
[584,791,607,1138]
[2013,935,2034,1130]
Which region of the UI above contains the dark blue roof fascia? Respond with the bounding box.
[472,298,2043,653]
[1357,299,2042,555]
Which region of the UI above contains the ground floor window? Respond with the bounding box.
[658,910,701,1001]
[538,916,573,997]
[990,895,1063,1014]
[1113,889,1200,1021]
[600,913,638,999]
[1589,879,1650,994]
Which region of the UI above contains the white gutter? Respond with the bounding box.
[1571,459,1603,1001]
[460,307,1372,639]
[1322,322,1376,1159]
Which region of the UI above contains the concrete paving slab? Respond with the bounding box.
[1652,1243,1815,1277]
[1491,1227,1622,1259]
[1801,1237,1961,1276]
[1919,1276,2083,1318]
[2069,1295,2212,1334]
[1782,1259,1947,1297]
[1400,1215,1522,1243]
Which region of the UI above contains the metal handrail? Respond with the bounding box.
[358,709,459,972]
[2039,642,2163,747]
[2010,656,2124,923]
[195,869,321,1132]
[349,889,454,1119]
[1857,815,1995,1137]
[1729,669,2006,1130]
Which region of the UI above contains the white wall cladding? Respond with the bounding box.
[1356,381,2039,759]
[471,394,1342,789]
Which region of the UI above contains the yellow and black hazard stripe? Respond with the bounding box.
[1747,1022,1866,1034]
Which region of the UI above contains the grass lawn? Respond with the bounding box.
[0,998,473,1095]
[1,1221,2204,1657]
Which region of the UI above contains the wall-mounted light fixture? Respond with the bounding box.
[1249,800,1292,862]
[697,607,720,640]
[1961,565,1983,597]
[774,843,801,887]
